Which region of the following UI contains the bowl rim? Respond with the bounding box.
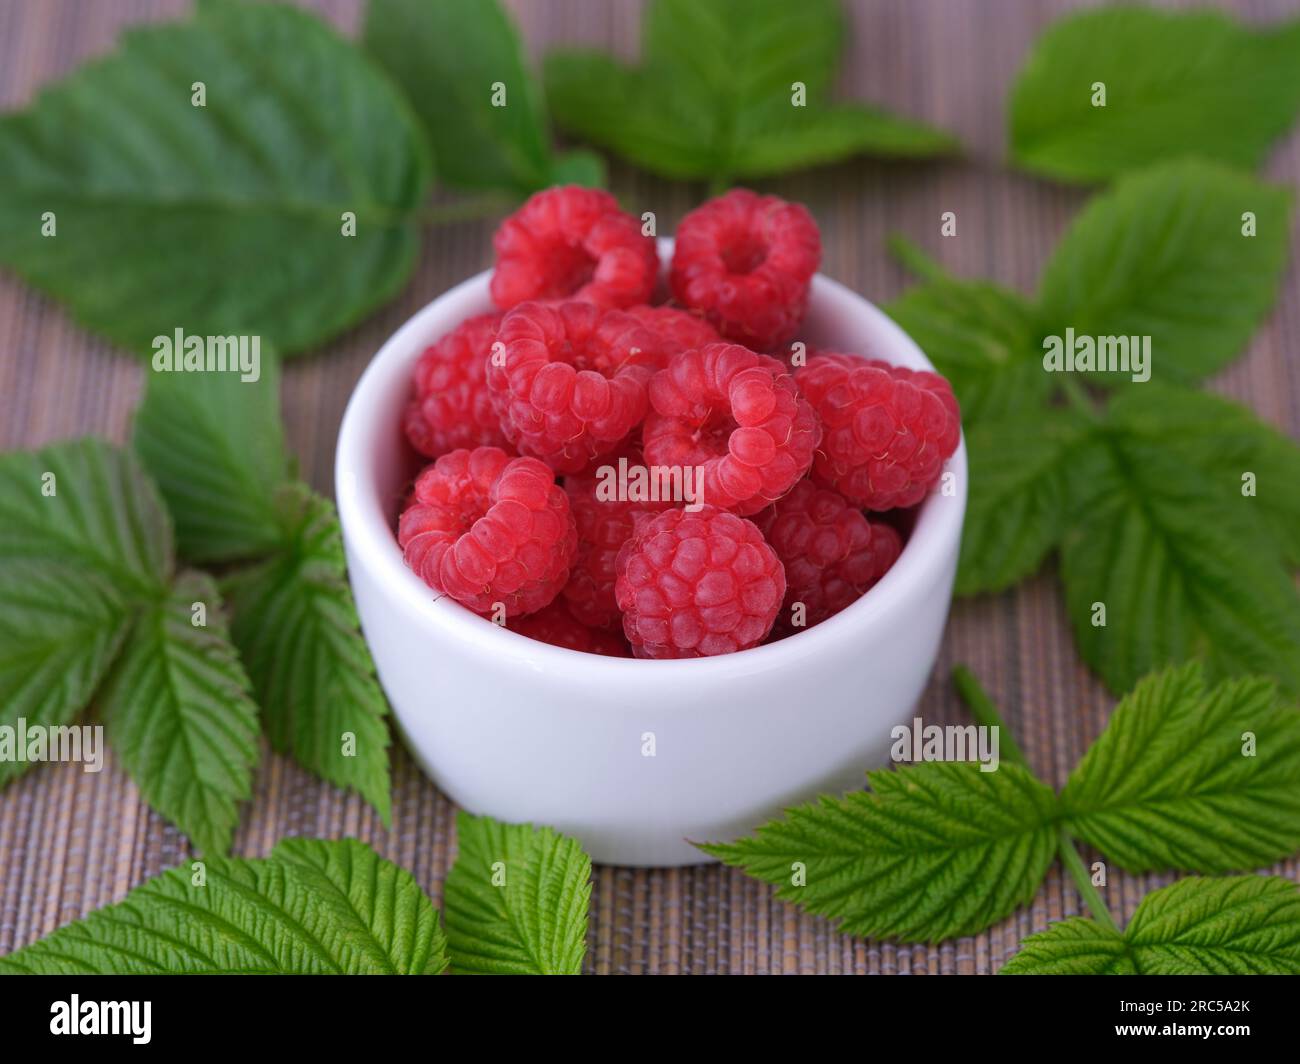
[335,254,967,687]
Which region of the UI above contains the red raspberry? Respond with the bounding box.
[670,189,821,351]
[402,312,510,458]
[796,354,961,510]
[561,447,675,629]
[397,446,576,617]
[641,342,821,516]
[624,304,720,357]
[508,600,630,656]
[615,507,785,658]
[491,186,658,310]
[487,301,663,474]
[753,480,902,634]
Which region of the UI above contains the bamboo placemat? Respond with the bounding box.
[1,0,1297,974]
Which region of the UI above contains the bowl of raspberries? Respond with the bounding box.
[336,186,966,865]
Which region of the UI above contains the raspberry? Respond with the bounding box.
[491,186,658,310]
[641,342,821,516]
[753,480,903,634]
[669,189,821,351]
[397,446,576,617]
[615,507,785,658]
[509,600,630,656]
[624,304,720,357]
[561,447,674,628]
[402,312,510,458]
[487,301,663,474]
[796,354,961,510]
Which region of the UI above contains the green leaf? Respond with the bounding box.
[223,486,390,824]
[365,0,578,196]
[443,812,591,974]
[1060,421,1300,696]
[0,567,132,787]
[702,762,1060,943]
[0,438,172,597]
[0,0,431,355]
[957,407,1093,595]
[1010,7,1300,184]
[99,570,260,855]
[1125,875,1300,974]
[547,149,606,190]
[1061,663,1300,873]
[1036,162,1292,385]
[885,277,1047,426]
[543,52,713,181]
[0,837,448,974]
[1106,386,1300,569]
[999,917,1136,975]
[0,439,172,785]
[544,0,954,182]
[1003,877,1300,975]
[730,104,959,176]
[133,355,289,563]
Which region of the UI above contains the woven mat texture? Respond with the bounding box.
[1,0,1298,974]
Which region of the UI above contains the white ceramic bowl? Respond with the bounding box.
[335,240,967,866]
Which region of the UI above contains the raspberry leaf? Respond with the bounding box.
[0,838,448,974]
[223,486,391,825]
[0,568,133,788]
[956,408,1094,595]
[0,440,172,785]
[1106,386,1300,569]
[443,812,591,974]
[1002,877,1300,975]
[0,0,431,355]
[133,357,290,564]
[1060,663,1300,873]
[999,918,1136,975]
[364,0,598,196]
[543,0,955,184]
[99,570,260,855]
[1124,875,1300,975]
[701,761,1060,944]
[1036,162,1291,386]
[1010,7,1300,184]
[884,277,1048,427]
[0,439,172,597]
[1060,427,1300,697]
[730,105,959,176]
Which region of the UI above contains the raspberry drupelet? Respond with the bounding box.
[397,446,576,618]
[615,506,785,658]
[490,186,658,310]
[487,300,664,474]
[670,189,821,351]
[641,342,821,516]
[560,445,674,629]
[796,354,961,510]
[624,304,720,358]
[402,312,510,458]
[509,600,631,656]
[753,479,902,635]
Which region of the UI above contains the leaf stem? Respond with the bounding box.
[1058,376,1103,423]
[952,665,1120,934]
[887,234,953,284]
[952,665,1028,768]
[1056,825,1122,933]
